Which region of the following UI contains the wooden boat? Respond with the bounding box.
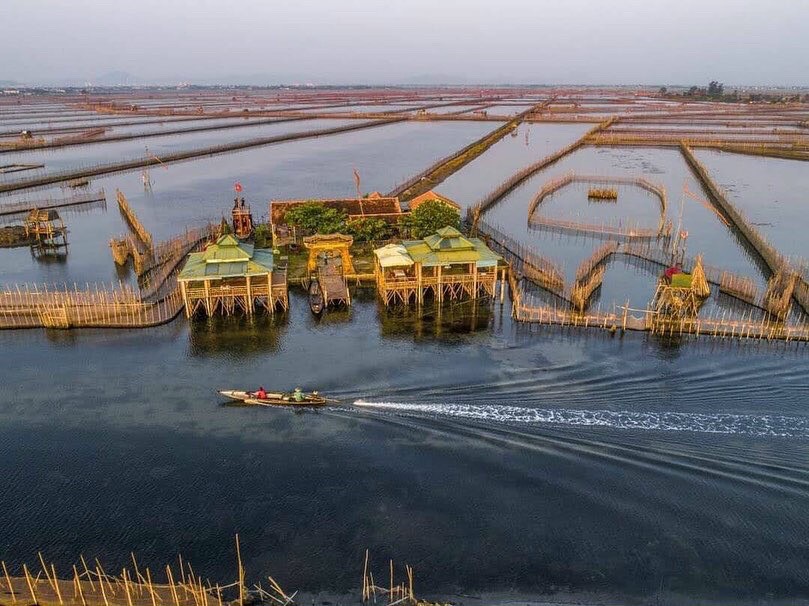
[308,278,324,314]
[218,389,330,407]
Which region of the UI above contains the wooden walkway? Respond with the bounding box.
[317,259,351,306]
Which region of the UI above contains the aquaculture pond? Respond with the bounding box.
[0,106,808,606]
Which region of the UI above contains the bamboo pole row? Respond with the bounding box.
[0,190,106,217]
[469,117,617,225]
[0,557,222,606]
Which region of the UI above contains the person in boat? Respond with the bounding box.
[255,386,267,399]
[293,387,304,402]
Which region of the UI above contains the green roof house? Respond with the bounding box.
[178,234,287,317]
[373,226,504,305]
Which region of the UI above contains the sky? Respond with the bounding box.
[2,0,808,86]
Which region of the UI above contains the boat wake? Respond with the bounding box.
[353,400,809,438]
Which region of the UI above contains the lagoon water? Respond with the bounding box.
[1,117,808,605]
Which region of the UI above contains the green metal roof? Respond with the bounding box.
[201,233,253,263]
[178,235,274,281]
[393,226,502,268]
[422,226,476,252]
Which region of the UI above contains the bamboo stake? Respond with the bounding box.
[2,560,15,603]
[80,555,96,592]
[166,566,180,606]
[23,564,37,604]
[74,566,87,606]
[361,550,369,602]
[38,552,57,593]
[96,559,116,596]
[52,564,64,605]
[146,568,158,606]
[235,535,244,606]
[96,566,109,606]
[123,569,134,606]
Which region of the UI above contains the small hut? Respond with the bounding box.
[373,226,503,305]
[24,208,68,252]
[653,255,711,319]
[177,234,288,317]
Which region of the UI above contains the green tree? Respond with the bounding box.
[253,223,271,248]
[283,202,347,234]
[345,217,392,242]
[400,199,461,239]
[708,81,724,97]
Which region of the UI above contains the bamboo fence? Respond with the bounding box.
[0,190,106,217]
[0,224,217,330]
[476,219,564,293]
[468,117,617,225]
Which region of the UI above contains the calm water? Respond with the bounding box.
[1,113,808,605]
[0,294,808,605]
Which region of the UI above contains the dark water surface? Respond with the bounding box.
[0,292,808,604]
[1,110,809,605]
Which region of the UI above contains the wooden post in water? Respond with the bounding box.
[235,535,245,606]
[23,564,38,604]
[97,566,110,606]
[73,566,87,606]
[2,560,15,603]
[52,564,64,605]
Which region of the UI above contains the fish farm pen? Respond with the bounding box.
[0,86,807,343]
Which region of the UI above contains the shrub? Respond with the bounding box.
[345,217,393,242]
[283,202,347,234]
[400,199,460,239]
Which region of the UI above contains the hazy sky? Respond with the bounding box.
[2,0,808,85]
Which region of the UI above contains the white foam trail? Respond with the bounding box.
[353,400,809,437]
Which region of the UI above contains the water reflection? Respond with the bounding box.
[187,314,287,358]
[378,297,496,341]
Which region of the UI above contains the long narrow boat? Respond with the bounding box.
[218,389,329,407]
[308,278,324,315]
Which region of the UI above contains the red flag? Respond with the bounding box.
[234,182,243,193]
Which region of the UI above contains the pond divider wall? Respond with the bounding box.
[680,142,809,315]
[0,118,405,194]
